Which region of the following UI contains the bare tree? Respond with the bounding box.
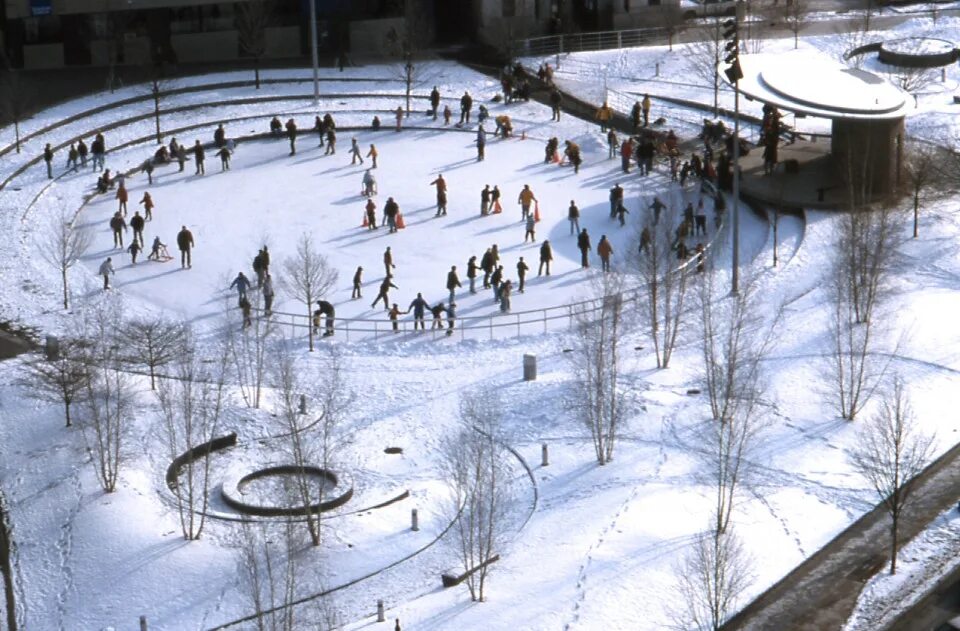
[223,290,275,409]
[698,274,778,534]
[683,17,726,117]
[848,379,933,574]
[157,330,228,540]
[671,524,753,631]
[144,73,176,145]
[281,235,338,352]
[826,195,900,421]
[0,68,34,154]
[776,0,811,49]
[902,140,946,238]
[566,273,628,465]
[236,0,275,90]
[76,299,133,493]
[238,521,302,631]
[18,339,89,428]
[385,7,435,117]
[441,391,514,602]
[118,315,187,390]
[38,207,92,311]
[632,207,693,369]
[272,344,351,546]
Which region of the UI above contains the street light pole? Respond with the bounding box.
[309,0,319,106]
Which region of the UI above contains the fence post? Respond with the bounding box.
[345,319,349,342]
[374,320,378,341]
[542,443,549,467]
[617,31,622,49]
[377,600,385,622]
[140,616,148,631]
[411,508,419,531]
[543,309,547,333]
[489,316,493,341]
[517,313,521,337]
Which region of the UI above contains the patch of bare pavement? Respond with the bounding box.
[723,438,960,631]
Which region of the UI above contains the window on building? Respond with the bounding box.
[624,0,630,11]
[503,0,516,18]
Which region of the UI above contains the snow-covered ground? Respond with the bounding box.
[1,11,960,631]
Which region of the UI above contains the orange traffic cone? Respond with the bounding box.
[534,202,541,222]
[396,213,406,229]
[493,201,503,214]
[552,151,561,164]
[362,213,369,228]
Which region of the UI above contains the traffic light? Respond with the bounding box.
[722,16,742,82]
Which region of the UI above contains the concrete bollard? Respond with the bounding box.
[140,616,148,631]
[523,354,537,381]
[377,600,385,622]
[943,68,947,83]
[541,443,549,467]
[298,394,307,415]
[655,62,660,77]
[411,508,419,532]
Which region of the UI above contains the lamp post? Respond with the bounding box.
[308,0,319,106]
[723,2,745,295]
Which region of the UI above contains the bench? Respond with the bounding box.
[441,554,500,588]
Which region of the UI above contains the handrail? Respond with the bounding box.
[518,26,680,58]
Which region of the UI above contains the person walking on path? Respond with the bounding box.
[598,235,614,272]
[127,239,141,265]
[371,275,398,310]
[467,255,479,294]
[408,293,430,330]
[177,225,194,269]
[620,136,634,174]
[350,138,364,165]
[99,257,115,290]
[459,91,473,125]
[230,272,252,304]
[395,106,404,132]
[214,124,226,148]
[431,174,448,217]
[476,124,487,162]
[500,279,512,312]
[43,143,54,179]
[578,229,591,268]
[262,273,275,314]
[177,145,187,172]
[524,214,537,243]
[109,212,127,248]
[595,101,613,133]
[367,144,378,168]
[352,266,363,299]
[518,184,537,222]
[607,129,618,160]
[216,145,231,171]
[240,296,253,329]
[384,197,400,233]
[480,184,491,216]
[116,181,129,215]
[550,88,562,121]
[130,211,145,246]
[365,198,378,231]
[642,94,652,127]
[491,185,502,213]
[517,257,529,293]
[446,265,462,303]
[568,200,580,235]
[383,246,396,276]
[631,100,642,131]
[616,201,630,227]
[77,138,88,168]
[326,128,337,155]
[609,183,624,219]
[648,196,666,225]
[286,118,298,155]
[193,140,205,175]
[538,240,553,276]
[388,303,403,332]
[491,265,504,303]
[445,302,457,336]
[480,248,494,288]
[430,86,441,119]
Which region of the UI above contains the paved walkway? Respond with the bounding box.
[723,437,960,631]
